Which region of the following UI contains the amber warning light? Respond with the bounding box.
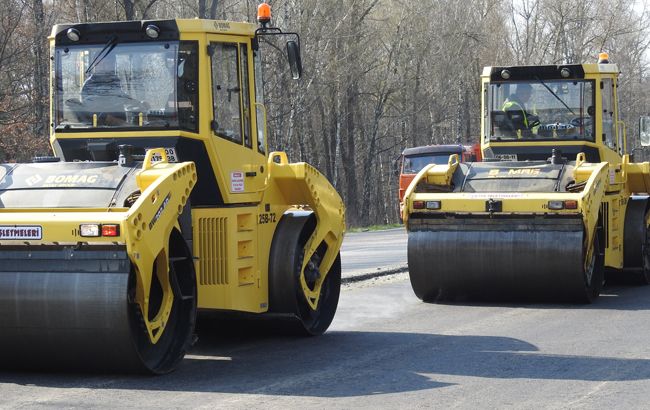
[258,2,271,27]
[598,52,609,64]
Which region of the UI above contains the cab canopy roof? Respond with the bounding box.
[51,19,256,44]
[482,62,619,81]
[402,144,464,157]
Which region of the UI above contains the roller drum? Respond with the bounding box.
[0,247,193,373]
[408,217,598,302]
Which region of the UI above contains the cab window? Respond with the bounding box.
[210,43,242,144]
[253,48,266,154]
[239,44,252,148]
[601,78,615,149]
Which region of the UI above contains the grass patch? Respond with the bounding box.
[347,223,403,233]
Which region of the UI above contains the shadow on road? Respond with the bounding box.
[414,282,650,311]
[2,324,650,397]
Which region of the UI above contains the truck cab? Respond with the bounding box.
[397,144,481,203]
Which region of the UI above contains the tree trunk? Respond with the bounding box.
[123,0,135,20]
[410,58,422,146]
[198,0,206,18]
[31,0,47,139]
[209,0,219,19]
[342,77,359,226]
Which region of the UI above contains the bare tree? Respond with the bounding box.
[1,0,649,224]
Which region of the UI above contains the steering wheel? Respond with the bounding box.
[570,117,593,127]
[538,122,576,131]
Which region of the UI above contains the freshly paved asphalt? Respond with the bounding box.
[2,229,650,408]
[340,228,407,280]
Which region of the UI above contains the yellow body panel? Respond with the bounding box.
[192,151,345,312]
[193,206,269,312]
[624,160,650,193]
[424,154,459,186]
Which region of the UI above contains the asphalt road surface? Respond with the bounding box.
[3,272,650,409]
[340,228,407,275]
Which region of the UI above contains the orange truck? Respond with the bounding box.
[397,144,481,203]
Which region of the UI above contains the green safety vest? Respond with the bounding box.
[502,100,530,128]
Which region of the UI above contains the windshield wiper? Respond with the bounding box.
[85,35,118,74]
[535,76,576,116]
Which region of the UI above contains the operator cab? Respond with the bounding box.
[482,57,623,164]
[49,14,302,207]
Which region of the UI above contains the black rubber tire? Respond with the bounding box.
[269,211,341,336]
[621,202,650,285]
[294,253,341,335]
[128,229,197,374]
[641,225,650,284]
[629,222,650,285]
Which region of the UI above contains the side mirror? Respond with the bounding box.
[286,40,302,80]
[640,116,650,147]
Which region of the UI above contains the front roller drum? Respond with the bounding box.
[408,217,603,303]
[0,244,196,373]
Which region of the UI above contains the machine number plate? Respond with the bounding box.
[468,193,524,199]
[495,154,518,161]
[258,213,277,224]
[0,225,42,240]
[147,148,178,163]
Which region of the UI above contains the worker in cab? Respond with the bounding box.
[502,83,540,138]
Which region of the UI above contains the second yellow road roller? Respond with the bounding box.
[403,54,650,303]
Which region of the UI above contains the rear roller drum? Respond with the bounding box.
[269,211,341,335]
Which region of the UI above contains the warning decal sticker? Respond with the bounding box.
[231,171,245,193]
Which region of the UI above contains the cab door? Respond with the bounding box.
[208,36,265,199]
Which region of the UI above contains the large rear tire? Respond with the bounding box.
[269,211,341,335]
[622,200,650,285]
[629,221,650,285]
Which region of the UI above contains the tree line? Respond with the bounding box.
[0,0,648,226]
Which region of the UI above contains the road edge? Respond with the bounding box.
[341,264,409,284]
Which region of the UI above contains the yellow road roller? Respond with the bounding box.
[403,53,650,303]
[0,7,344,373]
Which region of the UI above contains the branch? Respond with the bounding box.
[357,0,380,25]
[141,0,160,19]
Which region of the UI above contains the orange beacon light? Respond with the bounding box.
[258,2,271,27]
